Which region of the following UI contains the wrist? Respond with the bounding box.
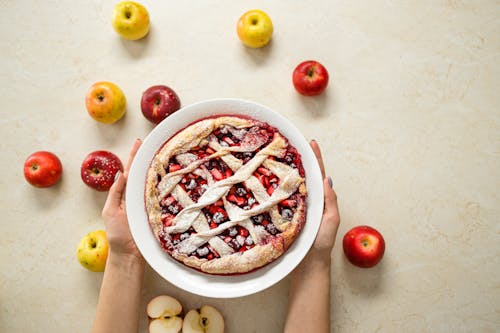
[293,251,332,276]
[107,250,145,272]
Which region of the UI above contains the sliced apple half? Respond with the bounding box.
[183,305,224,333]
[147,295,183,333]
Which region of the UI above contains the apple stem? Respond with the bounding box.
[31,164,38,171]
[307,67,315,77]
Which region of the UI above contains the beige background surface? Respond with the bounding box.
[1,1,499,332]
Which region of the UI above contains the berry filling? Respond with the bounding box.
[219,226,256,252]
[160,195,183,217]
[155,120,304,261]
[178,173,207,202]
[276,146,305,177]
[253,166,281,195]
[226,183,258,210]
[203,157,233,180]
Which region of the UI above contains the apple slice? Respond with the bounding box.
[147,295,183,333]
[183,305,224,333]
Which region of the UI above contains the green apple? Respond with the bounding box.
[112,1,150,40]
[76,230,109,272]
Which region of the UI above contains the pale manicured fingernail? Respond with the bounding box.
[327,176,333,188]
[114,171,121,183]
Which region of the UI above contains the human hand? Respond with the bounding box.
[307,140,340,262]
[101,139,143,261]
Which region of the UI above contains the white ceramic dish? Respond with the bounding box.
[126,98,324,298]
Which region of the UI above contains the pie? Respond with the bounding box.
[145,115,307,274]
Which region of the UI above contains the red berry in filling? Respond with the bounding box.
[210,221,218,229]
[211,168,224,180]
[238,227,249,237]
[235,197,246,206]
[222,136,234,145]
[169,164,182,172]
[206,147,215,154]
[162,195,176,206]
[266,186,275,195]
[257,167,271,176]
[280,199,297,207]
[253,172,265,185]
[208,205,227,218]
[161,214,173,227]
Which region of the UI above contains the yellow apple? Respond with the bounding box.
[236,9,273,48]
[112,1,150,40]
[183,306,224,333]
[147,295,183,333]
[85,81,126,124]
[76,230,109,272]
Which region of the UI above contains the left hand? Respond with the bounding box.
[309,140,340,259]
[101,139,143,261]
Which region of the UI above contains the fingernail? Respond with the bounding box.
[311,139,317,143]
[114,171,121,183]
[327,176,333,188]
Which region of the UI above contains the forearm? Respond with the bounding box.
[284,253,332,333]
[91,252,145,333]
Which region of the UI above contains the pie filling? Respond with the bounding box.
[146,115,307,274]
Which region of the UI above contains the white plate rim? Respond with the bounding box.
[126,98,324,298]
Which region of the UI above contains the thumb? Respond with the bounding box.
[103,171,126,213]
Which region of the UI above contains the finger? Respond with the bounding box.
[323,177,339,221]
[124,139,142,176]
[103,172,126,213]
[310,140,326,179]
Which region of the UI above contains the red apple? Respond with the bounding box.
[292,60,329,96]
[23,151,63,188]
[81,151,123,191]
[343,225,385,268]
[141,85,181,124]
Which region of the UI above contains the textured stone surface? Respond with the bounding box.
[1,1,499,332]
